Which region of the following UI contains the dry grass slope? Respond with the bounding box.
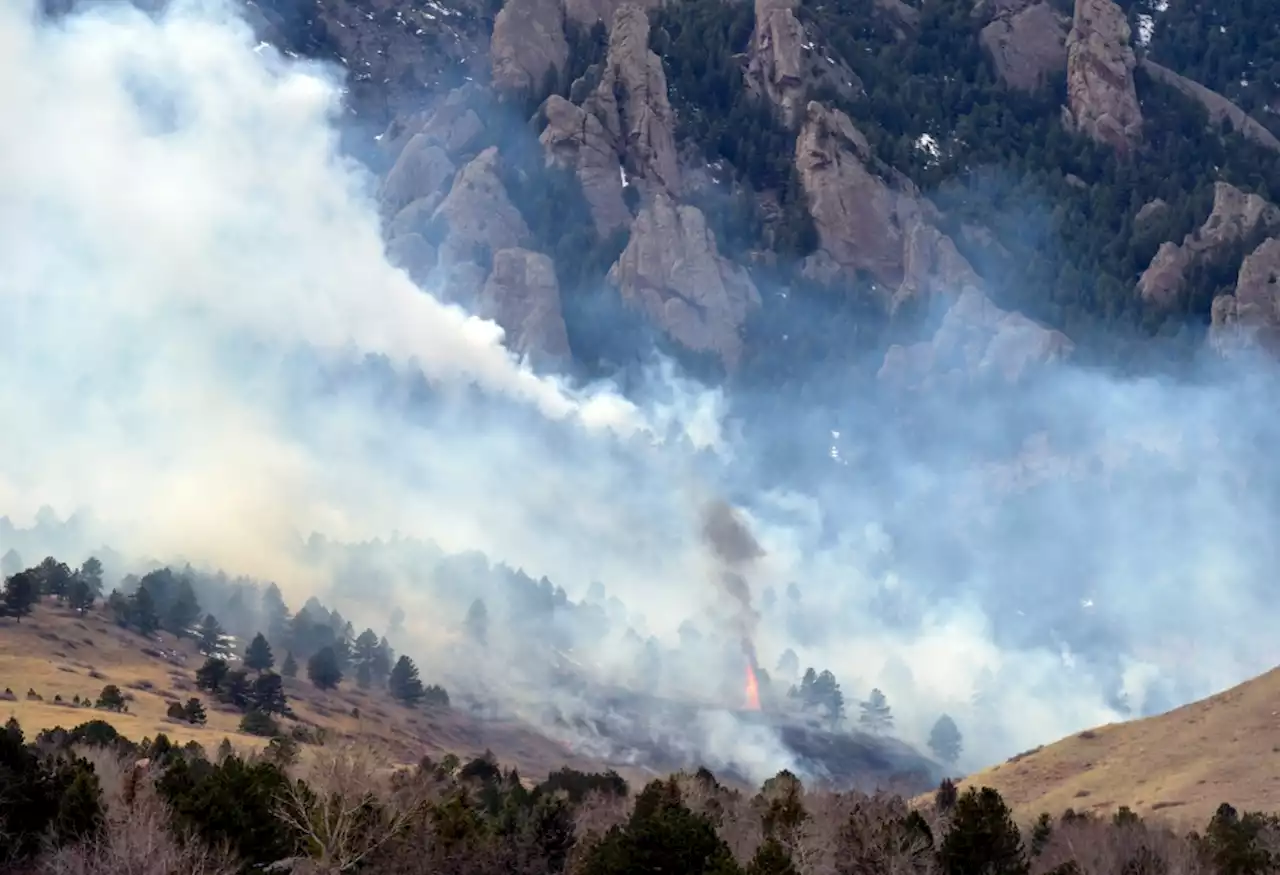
[934,667,1280,826]
[0,604,624,779]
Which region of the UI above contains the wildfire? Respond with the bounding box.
[744,662,761,711]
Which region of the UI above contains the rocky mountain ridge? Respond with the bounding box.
[250,0,1280,387]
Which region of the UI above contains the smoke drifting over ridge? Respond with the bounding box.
[5,0,1280,782]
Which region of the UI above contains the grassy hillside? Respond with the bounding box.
[930,667,1280,826]
[0,603,616,778]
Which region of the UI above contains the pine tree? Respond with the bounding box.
[307,646,342,690]
[858,688,893,734]
[244,632,274,672]
[250,672,289,716]
[261,583,290,642]
[95,684,126,712]
[373,637,394,686]
[165,577,201,638]
[353,628,379,689]
[67,575,96,613]
[939,788,1028,875]
[195,657,229,693]
[184,697,207,725]
[1,571,38,621]
[197,614,225,657]
[36,557,73,602]
[388,655,426,705]
[281,651,298,678]
[223,669,251,710]
[928,714,963,765]
[130,585,160,636]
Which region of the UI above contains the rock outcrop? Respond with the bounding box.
[480,249,573,364]
[979,0,1069,91]
[1137,182,1280,306]
[607,193,760,367]
[795,102,905,289]
[564,0,658,28]
[1064,0,1142,152]
[590,4,681,194]
[433,147,533,268]
[539,95,632,234]
[1141,60,1280,154]
[1209,237,1280,356]
[880,290,1074,387]
[490,0,569,96]
[745,0,808,127]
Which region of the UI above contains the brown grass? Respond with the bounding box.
[917,666,1280,826]
[0,604,634,781]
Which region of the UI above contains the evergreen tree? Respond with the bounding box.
[928,714,963,765]
[388,655,426,705]
[244,632,274,672]
[2,571,39,621]
[939,788,1028,875]
[307,645,343,690]
[195,657,229,693]
[130,585,160,636]
[36,557,73,602]
[67,576,96,614]
[260,583,290,642]
[166,578,201,638]
[183,698,208,725]
[858,688,893,734]
[373,637,394,686]
[238,710,279,737]
[197,614,225,657]
[222,670,252,710]
[95,684,126,712]
[281,651,298,678]
[353,628,379,689]
[249,672,289,716]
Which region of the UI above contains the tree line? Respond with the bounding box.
[1,715,1275,875]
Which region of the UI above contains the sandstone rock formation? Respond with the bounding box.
[590,4,681,194]
[381,141,457,223]
[539,95,632,234]
[795,101,905,289]
[979,0,1069,91]
[490,0,569,96]
[1141,60,1280,154]
[1064,0,1142,152]
[880,289,1074,387]
[479,249,573,364]
[433,147,533,268]
[1209,237,1280,356]
[1137,182,1280,306]
[607,192,760,367]
[564,0,659,27]
[745,0,808,127]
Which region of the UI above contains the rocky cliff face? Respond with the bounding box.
[1064,0,1142,152]
[490,0,569,96]
[480,249,573,364]
[539,95,632,235]
[608,193,760,367]
[880,290,1075,388]
[978,0,1069,92]
[795,102,906,289]
[745,0,809,128]
[590,4,682,194]
[1210,237,1280,357]
[1138,182,1280,306]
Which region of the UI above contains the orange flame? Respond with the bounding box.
[744,662,761,710]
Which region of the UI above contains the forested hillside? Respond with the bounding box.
[254,0,1279,391]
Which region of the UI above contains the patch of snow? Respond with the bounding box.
[1136,13,1154,46]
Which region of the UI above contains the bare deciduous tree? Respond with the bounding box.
[275,741,425,874]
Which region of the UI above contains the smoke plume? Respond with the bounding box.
[4,0,1280,786]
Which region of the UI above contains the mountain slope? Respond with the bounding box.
[939,666,1280,826]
